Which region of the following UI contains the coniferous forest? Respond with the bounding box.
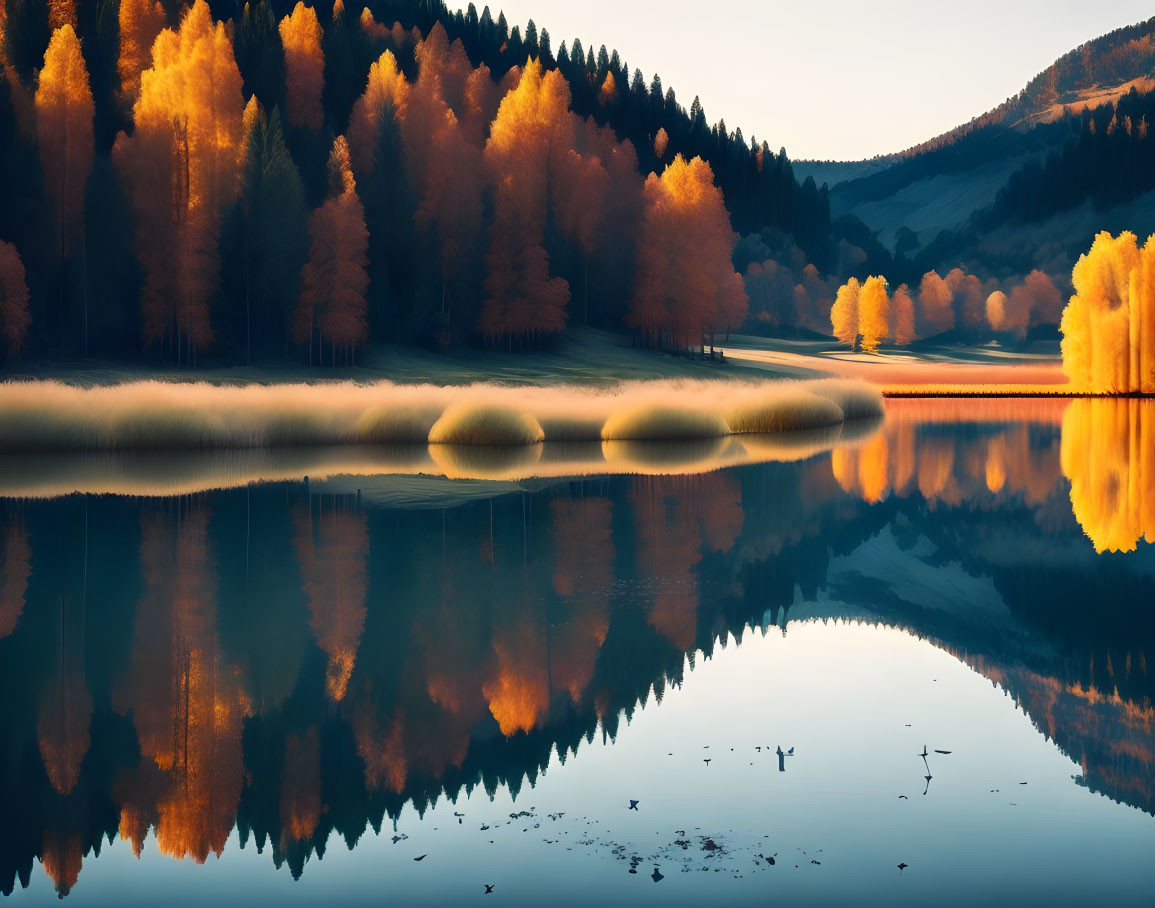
[0,0,851,366]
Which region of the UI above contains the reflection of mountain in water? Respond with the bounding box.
[0,400,1152,896]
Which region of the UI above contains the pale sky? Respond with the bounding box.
[452,1,1155,161]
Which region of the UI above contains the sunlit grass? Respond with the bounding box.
[0,377,884,451]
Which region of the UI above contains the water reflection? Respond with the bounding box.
[1062,398,1155,553]
[0,400,1153,899]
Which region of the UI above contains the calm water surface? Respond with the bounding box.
[1,398,1153,905]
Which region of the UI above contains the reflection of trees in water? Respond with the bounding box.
[1062,398,1155,553]
[0,440,1153,895]
[0,517,30,639]
[112,503,246,866]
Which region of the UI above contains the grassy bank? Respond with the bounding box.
[0,377,883,452]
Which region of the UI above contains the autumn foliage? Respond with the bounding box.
[1060,231,1155,393]
[279,3,325,134]
[1,5,818,361]
[35,25,94,257]
[627,155,746,349]
[480,59,574,345]
[117,0,166,99]
[830,274,891,351]
[294,136,370,364]
[113,0,245,362]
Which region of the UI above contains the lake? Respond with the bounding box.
[1,398,1153,905]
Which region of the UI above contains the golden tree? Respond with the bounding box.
[36,25,94,258]
[113,0,245,362]
[0,241,31,357]
[626,154,746,349]
[857,275,890,353]
[480,59,575,345]
[118,0,167,99]
[279,2,325,133]
[830,276,860,346]
[294,136,370,364]
[347,50,408,178]
[1060,231,1154,393]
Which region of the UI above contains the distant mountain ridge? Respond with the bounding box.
[789,15,1155,284]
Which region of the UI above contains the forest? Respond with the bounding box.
[0,0,850,366]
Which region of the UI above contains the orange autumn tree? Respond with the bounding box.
[404,25,483,335]
[890,282,917,345]
[36,25,94,260]
[48,0,77,30]
[295,136,369,364]
[347,50,409,178]
[554,148,608,324]
[627,154,746,350]
[653,126,669,159]
[114,0,245,363]
[918,270,955,337]
[0,241,31,358]
[830,276,859,346]
[117,0,166,99]
[279,2,324,134]
[857,275,889,353]
[480,58,573,347]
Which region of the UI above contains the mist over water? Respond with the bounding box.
[1,398,1153,905]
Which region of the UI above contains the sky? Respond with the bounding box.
[450,1,1155,161]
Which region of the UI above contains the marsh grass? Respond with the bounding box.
[0,377,883,451]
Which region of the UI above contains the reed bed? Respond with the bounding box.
[0,377,884,452]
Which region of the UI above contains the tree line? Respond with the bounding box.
[0,0,849,366]
[828,266,1064,350]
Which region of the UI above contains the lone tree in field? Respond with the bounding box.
[295,136,369,365]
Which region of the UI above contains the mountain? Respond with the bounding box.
[795,16,1155,280]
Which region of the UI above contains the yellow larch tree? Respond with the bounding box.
[347,50,408,178]
[857,275,890,353]
[1060,231,1146,393]
[113,0,245,361]
[830,276,860,346]
[36,25,94,258]
[279,2,325,133]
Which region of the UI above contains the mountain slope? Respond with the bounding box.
[808,16,1155,259]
